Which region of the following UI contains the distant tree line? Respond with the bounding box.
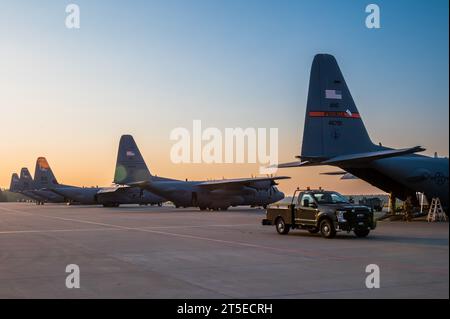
[0,189,6,202]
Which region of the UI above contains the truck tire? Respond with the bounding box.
[320,219,336,239]
[275,217,290,235]
[354,228,370,237]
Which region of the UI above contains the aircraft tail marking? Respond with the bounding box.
[9,173,20,192]
[114,135,152,184]
[33,157,59,189]
[18,168,35,191]
[301,54,380,161]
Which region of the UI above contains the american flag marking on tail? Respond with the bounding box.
[325,89,342,99]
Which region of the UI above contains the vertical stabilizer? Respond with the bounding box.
[9,173,20,192]
[33,157,59,189]
[114,135,152,184]
[301,54,380,160]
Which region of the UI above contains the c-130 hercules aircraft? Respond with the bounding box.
[9,157,165,207]
[277,54,449,211]
[114,135,289,210]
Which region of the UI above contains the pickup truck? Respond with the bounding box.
[262,188,376,238]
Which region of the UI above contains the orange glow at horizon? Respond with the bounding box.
[3,134,444,196]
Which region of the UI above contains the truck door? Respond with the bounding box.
[297,194,317,225]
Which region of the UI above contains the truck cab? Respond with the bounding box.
[262,188,376,238]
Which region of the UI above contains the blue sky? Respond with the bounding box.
[1,0,448,192]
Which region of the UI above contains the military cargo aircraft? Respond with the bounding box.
[12,167,59,204]
[10,157,165,207]
[277,54,449,211]
[43,154,165,207]
[114,135,289,210]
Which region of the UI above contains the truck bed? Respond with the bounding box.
[263,206,293,225]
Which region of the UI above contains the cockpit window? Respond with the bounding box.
[312,192,349,204]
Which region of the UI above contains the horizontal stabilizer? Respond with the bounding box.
[278,146,424,169]
[320,171,358,179]
[126,181,151,188]
[341,173,358,180]
[97,185,131,194]
[321,146,425,165]
[320,171,348,175]
[276,161,313,168]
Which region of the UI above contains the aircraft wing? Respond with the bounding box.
[197,176,290,189]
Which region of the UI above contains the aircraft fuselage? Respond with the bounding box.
[342,155,449,208]
[143,180,284,209]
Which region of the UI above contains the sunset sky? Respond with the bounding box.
[1,0,448,195]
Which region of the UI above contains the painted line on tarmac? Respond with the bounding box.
[1,206,448,275]
[0,228,122,235]
[140,223,256,230]
[0,205,326,259]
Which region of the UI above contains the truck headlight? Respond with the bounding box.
[336,210,347,223]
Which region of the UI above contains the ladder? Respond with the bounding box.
[427,198,448,222]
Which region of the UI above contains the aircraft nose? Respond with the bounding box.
[278,191,285,200]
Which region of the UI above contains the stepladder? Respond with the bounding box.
[427,198,448,222]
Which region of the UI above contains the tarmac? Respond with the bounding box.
[0,202,448,299]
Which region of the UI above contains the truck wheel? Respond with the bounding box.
[308,228,319,234]
[354,228,370,238]
[275,217,290,235]
[320,219,336,239]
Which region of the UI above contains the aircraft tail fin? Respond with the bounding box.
[9,173,20,192]
[114,135,152,185]
[18,168,35,191]
[301,54,380,161]
[33,157,59,189]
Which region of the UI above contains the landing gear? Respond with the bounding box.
[207,206,229,211]
[103,203,120,208]
[388,192,396,215]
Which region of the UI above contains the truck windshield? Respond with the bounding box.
[313,192,349,204]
